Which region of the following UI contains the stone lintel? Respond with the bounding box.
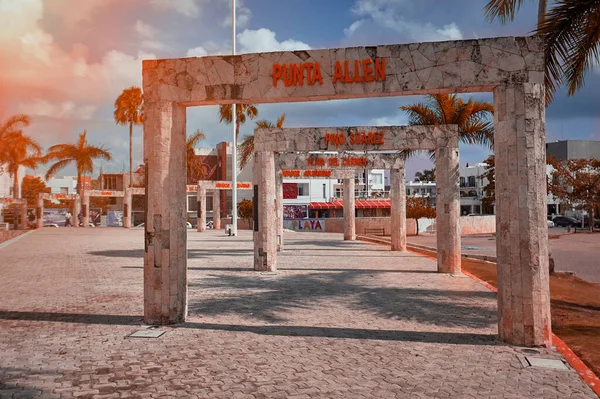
[278,152,405,170]
[255,125,458,152]
[278,169,355,180]
[197,181,253,190]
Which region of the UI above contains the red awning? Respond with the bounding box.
[309,199,391,210]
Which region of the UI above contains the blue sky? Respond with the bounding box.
[1,0,599,180]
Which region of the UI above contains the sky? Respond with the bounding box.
[1,0,599,181]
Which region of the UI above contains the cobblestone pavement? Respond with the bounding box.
[0,228,596,398]
[408,232,600,284]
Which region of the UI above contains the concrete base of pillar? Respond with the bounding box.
[253,151,277,271]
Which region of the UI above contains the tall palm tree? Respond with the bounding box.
[399,94,494,158]
[4,132,43,198]
[218,104,259,140]
[186,129,206,182]
[0,114,31,167]
[484,0,600,104]
[45,131,112,197]
[238,114,285,170]
[114,86,143,188]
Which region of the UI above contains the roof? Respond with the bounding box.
[309,199,391,210]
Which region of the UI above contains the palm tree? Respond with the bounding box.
[186,129,206,182]
[114,86,143,188]
[0,114,31,167]
[484,0,600,104]
[218,104,259,141]
[238,114,285,170]
[45,131,112,197]
[399,94,494,158]
[4,132,43,198]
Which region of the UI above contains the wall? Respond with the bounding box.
[459,215,495,235]
[324,217,417,236]
[220,217,252,230]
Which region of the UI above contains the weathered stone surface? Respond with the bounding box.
[197,187,206,232]
[253,151,277,271]
[390,168,406,251]
[343,178,356,241]
[142,36,544,105]
[212,190,221,230]
[36,197,44,229]
[143,101,187,325]
[278,169,355,179]
[71,199,80,229]
[276,174,283,252]
[494,83,551,347]
[197,181,252,190]
[255,125,458,152]
[278,152,405,170]
[82,194,89,228]
[123,189,132,229]
[435,139,461,274]
[86,190,125,197]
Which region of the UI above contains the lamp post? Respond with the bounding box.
[231,0,238,236]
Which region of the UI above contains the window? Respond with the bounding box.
[371,174,383,184]
[468,176,476,187]
[460,177,466,187]
[298,183,309,196]
[322,184,326,199]
[187,195,197,212]
[60,187,69,194]
[406,189,410,195]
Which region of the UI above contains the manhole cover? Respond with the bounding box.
[526,357,569,370]
[128,330,166,338]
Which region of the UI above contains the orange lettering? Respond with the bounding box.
[313,62,323,85]
[375,58,386,81]
[354,60,363,82]
[367,132,374,145]
[363,59,374,82]
[293,64,303,86]
[283,64,293,87]
[333,61,343,83]
[305,63,314,85]
[344,60,353,83]
[273,64,282,87]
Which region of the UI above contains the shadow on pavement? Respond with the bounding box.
[0,311,143,325]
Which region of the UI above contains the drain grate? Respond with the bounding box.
[128,330,166,338]
[525,356,569,370]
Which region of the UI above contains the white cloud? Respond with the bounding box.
[346,0,463,42]
[150,0,202,17]
[135,20,156,38]
[237,28,310,53]
[187,46,208,57]
[221,0,252,29]
[186,41,231,57]
[18,100,98,120]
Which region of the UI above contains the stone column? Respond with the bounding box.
[36,197,44,229]
[71,198,81,228]
[19,203,28,230]
[253,151,277,271]
[390,167,406,251]
[212,190,221,229]
[343,178,356,240]
[197,187,206,232]
[435,140,460,274]
[143,102,187,325]
[494,83,551,347]
[123,189,131,228]
[276,173,284,251]
[82,195,90,228]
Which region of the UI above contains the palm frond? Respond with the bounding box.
[399,103,439,126]
[45,159,72,180]
[186,130,206,150]
[484,0,527,24]
[0,114,30,138]
[238,135,255,170]
[276,113,286,128]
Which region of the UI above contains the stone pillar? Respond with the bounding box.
[435,141,460,274]
[390,167,406,251]
[253,151,277,271]
[276,173,284,251]
[143,102,187,325]
[82,195,89,228]
[343,178,356,240]
[494,83,551,347]
[36,197,44,229]
[123,189,131,228]
[20,203,28,230]
[212,190,221,230]
[197,187,206,232]
[71,199,81,228]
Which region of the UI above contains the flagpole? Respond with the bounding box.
[231,0,238,236]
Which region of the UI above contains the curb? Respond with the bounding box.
[0,229,35,250]
[357,234,600,397]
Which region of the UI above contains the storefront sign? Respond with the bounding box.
[283,218,325,232]
[273,59,386,87]
[307,156,369,167]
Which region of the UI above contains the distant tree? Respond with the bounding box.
[114,86,143,187]
[481,155,496,214]
[90,197,112,215]
[239,114,285,170]
[547,156,600,232]
[186,130,206,183]
[4,132,43,198]
[0,114,31,170]
[406,197,436,235]
[237,199,253,227]
[414,168,435,182]
[21,176,50,207]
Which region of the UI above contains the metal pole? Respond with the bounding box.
[231,0,238,236]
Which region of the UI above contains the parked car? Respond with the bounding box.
[581,215,600,228]
[552,216,579,227]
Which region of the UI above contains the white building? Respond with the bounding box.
[0,166,24,197]
[459,162,491,215]
[405,180,436,205]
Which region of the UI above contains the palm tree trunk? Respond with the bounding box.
[537,0,548,27]
[129,121,133,188]
[12,173,19,198]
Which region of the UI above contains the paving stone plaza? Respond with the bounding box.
[0,229,596,398]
